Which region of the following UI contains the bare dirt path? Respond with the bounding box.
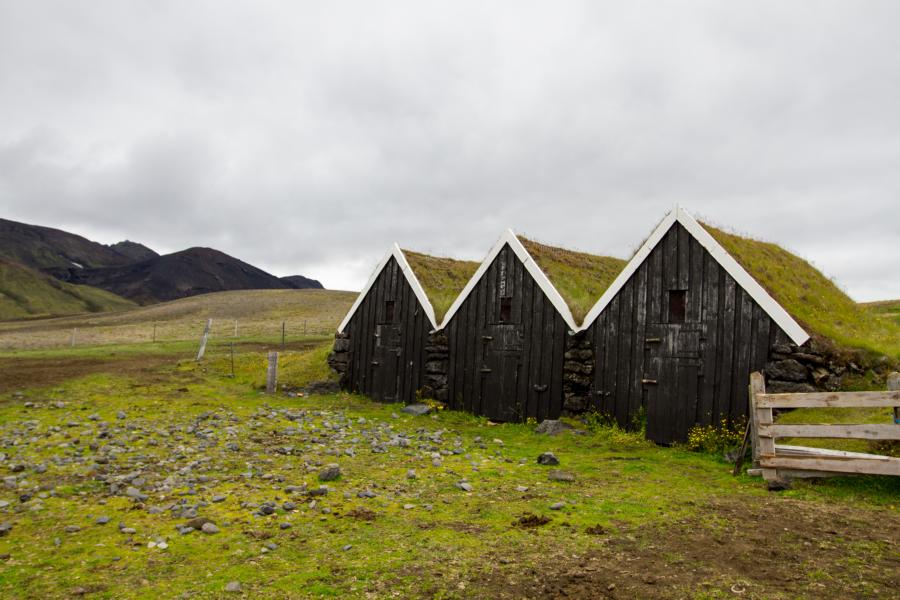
[474,495,899,599]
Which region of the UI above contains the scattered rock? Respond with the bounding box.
[96,516,110,525]
[456,482,473,492]
[65,525,81,533]
[0,522,11,536]
[224,581,242,593]
[549,502,566,510]
[767,478,792,492]
[401,404,432,416]
[534,420,572,436]
[318,464,342,482]
[211,495,227,503]
[201,522,219,534]
[537,452,560,466]
[406,469,416,480]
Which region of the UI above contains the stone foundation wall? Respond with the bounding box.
[327,332,350,389]
[562,331,593,413]
[764,335,896,393]
[422,331,449,402]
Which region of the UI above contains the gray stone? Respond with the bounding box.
[95,516,110,525]
[401,404,432,416]
[548,470,576,482]
[456,482,473,492]
[201,522,219,534]
[765,359,808,382]
[766,380,816,394]
[357,490,376,499]
[282,502,296,511]
[406,469,417,479]
[537,452,560,466]
[224,581,242,593]
[534,420,571,436]
[549,502,566,510]
[211,495,227,503]
[279,522,292,530]
[65,525,81,533]
[318,464,342,482]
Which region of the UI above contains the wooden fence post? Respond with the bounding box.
[889,372,900,423]
[281,321,285,350]
[234,319,238,338]
[749,371,777,482]
[266,352,278,394]
[70,328,76,347]
[152,323,157,343]
[196,318,212,361]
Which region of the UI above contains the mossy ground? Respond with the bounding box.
[0,341,897,599]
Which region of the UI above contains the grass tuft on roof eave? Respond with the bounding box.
[518,236,626,325]
[402,250,479,324]
[702,223,900,360]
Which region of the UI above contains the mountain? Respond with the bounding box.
[0,258,136,320]
[67,247,294,304]
[107,240,158,262]
[280,275,324,289]
[0,218,134,272]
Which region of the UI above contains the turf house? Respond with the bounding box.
[331,209,897,444]
[328,244,477,403]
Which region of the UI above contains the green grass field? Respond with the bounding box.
[0,339,897,599]
[0,259,136,321]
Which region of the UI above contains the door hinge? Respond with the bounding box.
[645,337,661,343]
[533,384,548,393]
[371,361,379,366]
[641,378,657,385]
[480,367,492,373]
[482,335,493,341]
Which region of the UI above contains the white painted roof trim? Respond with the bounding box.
[336,244,438,333]
[438,229,580,331]
[578,207,809,345]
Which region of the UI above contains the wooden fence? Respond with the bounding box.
[748,371,900,481]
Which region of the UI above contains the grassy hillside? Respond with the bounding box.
[0,288,356,350]
[864,299,900,327]
[703,224,900,359]
[0,259,136,320]
[403,250,479,323]
[518,236,626,323]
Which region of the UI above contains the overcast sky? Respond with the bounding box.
[1,2,898,300]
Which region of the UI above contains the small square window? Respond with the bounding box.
[499,296,512,323]
[385,300,395,323]
[669,290,686,323]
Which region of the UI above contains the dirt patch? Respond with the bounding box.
[512,513,552,529]
[585,524,606,535]
[472,495,900,599]
[346,507,377,521]
[0,354,177,394]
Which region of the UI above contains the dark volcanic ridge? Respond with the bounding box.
[280,274,324,290]
[0,218,324,307]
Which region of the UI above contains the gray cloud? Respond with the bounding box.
[0,1,898,300]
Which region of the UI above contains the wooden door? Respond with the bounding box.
[480,323,523,421]
[371,323,401,402]
[645,323,705,444]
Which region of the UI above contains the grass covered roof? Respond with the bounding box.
[402,250,479,323]
[702,223,900,359]
[517,236,627,324]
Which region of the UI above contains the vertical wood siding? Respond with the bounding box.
[588,223,791,443]
[344,257,430,403]
[445,244,568,421]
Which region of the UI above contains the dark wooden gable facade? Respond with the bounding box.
[340,255,432,404]
[583,218,803,445]
[443,242,569,422]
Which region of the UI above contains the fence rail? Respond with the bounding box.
[748,371,900,482]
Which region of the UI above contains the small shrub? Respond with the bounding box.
[686,418,746,454]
